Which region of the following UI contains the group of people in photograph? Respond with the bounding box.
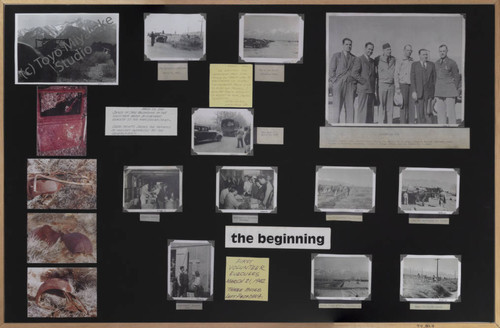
[170,266,204,298]
[328,39,461,125]
[219,172,274,210]
[128,181,178,210]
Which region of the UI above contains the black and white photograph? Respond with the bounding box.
[311,254,372,301]
[28,213,97,264]
[325,13,465,126]
[167,240,214,301]
[400,255,461,302]
[399,167,460,215]
[27,159,97,210]
[16,13,119,85]
[315,166,376,213]
[192,108,253,156]
[28,267,97,317]
[122,166,182,213]
[216,166,277,213]
[239,13,304,64]
[144,13,206,62]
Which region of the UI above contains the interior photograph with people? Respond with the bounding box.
[216,166,277,214]
[122,166,182,213]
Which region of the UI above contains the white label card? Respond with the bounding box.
[225,226,330,249]
[105,107,178,136]
[176,303,203,310]
[256,127,284,145]
[319,303,362,309]
[139,214,160,222]
[158,63,188,81]
[410,303,451,310]
[254,65,285,82]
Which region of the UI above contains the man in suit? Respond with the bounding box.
[434,44,460,124]
[352,42,376,123]
[328,38,357,124]
[411,49,436,124]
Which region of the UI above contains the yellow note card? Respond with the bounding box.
[225,256,269,301]
[210,64,253,108]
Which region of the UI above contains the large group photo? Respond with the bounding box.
[325,13,465,126]
[216,166,277,213]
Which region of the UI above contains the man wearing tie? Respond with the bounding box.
[328,38,357,124]
[352,42,376,123]
[411,49,436,124]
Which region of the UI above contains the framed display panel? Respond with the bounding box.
[1,1,498,328]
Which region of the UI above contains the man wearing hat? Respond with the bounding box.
[375,43,396,124]
[395,44,415,124]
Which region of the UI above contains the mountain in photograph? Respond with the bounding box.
[18,17,116,48]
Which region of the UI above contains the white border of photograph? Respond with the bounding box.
[325,13,465,127]
[167,239,215,302]
[215,166,278,214]
[238,13,304,64]
[400,254,461,303]
[398,167,460,215]
[144,13,207,62]
[191,108,254,156]
[314,166,376,213]
[311,254,372,302]
[15,13,119,85]
[122,165,183,213]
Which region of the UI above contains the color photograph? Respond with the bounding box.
[28,213,96,264]
[27,267,97,317]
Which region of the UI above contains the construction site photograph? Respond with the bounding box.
[400,255,461,302]
[315,166,375,213]
[311,254,372,301]
[399,167,460,215]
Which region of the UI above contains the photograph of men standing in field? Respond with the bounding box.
[315,166,375,213]
[400,255,461,302]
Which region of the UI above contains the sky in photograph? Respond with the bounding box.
[17,13,116,30]
[193,108,252,127]
[244,14,300,41]
[315,256,370,274]
[328,14,464,67]
[402,169,457,192]
[317,167,374,187]
[403,257,459,276]
[145,13,205,35]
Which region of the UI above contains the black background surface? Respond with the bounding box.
[3,4,495,323]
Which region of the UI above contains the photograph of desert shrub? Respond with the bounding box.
[400,255,461,302]
[27,158,97,209]
[28,213,96,264]
[27,267,97,318]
